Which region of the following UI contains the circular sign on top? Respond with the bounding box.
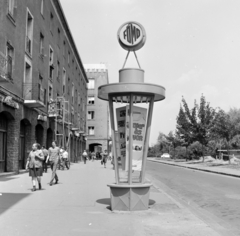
[117,21,146,51]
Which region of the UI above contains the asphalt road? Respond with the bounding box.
[146,161,240,236]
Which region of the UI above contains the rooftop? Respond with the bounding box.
[84,64,108,72]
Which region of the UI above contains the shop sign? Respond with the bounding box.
[37,115,47,122]
[48,102,57,117]
[117,21,146,51]
[0,95,19,109]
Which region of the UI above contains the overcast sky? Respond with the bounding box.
[61,0,240,145]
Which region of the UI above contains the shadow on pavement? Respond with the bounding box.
[149,199,156,206]
[0,177,19,182]
[0,192,31,216]
[96,198,156,206]
[96,198,111,205]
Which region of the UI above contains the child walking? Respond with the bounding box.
[25,143,44,191]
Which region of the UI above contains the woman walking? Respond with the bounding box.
[25,143,44,191]
[101,150,109,168]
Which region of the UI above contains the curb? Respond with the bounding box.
[148,159,240,179]
[0,170,28,178]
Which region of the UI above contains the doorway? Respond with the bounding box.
[0,113,7,173]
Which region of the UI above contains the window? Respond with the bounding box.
[88,97,94,105]
[50,12,53,32]
[8,0,15,16]
[49,47,54,80]
[75,89,77,104]
[39,33,44,55]
[78,93,80,105]
[48,85,52,100]
[38,74,44,103]
[57,28,60,46]
[68,51,70,65]
[68,78,70,95]
[88,79,95,89]
[72,83,74,103]
[88,126,94,135]
[57,60,60,80]
[62,68,66,94]
[63,41,66,57]
[24,61,32,100]
[6,42,14,80]
[26,10,34,55]
[88,111,94,120]
[40,0,44,16]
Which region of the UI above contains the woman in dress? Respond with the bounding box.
[25,143,44,191]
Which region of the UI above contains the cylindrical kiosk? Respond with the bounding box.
[98,22,166,211]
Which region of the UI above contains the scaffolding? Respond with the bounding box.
[51,97,71,155]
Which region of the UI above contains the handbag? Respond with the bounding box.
[101,160,103,165]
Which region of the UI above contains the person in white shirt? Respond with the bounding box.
[62,149,69,170]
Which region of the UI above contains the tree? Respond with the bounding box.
[228,107,240,135]
[211,109,235,163]
[166,131,182,159]
[176,103,193,154]
[157,132,169,154]
[195,95,216,161]
[176,95,216,161]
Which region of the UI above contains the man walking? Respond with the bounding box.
[62,148,69,170]
[42,146,49,173]
[46,141,60,186]
[82,150,88,164]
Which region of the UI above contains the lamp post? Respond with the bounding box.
[98,22,166,211]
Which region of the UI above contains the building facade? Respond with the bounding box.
[0,0,88,173]
[84,64,109,153]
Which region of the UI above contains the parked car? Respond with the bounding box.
[161,153,171,158]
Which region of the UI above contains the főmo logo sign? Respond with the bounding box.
[118,21,146,51]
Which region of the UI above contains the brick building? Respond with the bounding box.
[0,0,88,173]
[84,64,109,153]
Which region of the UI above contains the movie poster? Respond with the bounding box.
[116,107,127,170]
[126,105,147,171]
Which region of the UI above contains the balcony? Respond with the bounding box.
[23,83,46,108]
[26,36,32,55]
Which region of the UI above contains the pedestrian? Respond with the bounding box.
[46,141,60,186]
[62,148,69,170]
[101,150,109,168]
[42,145,49,173]
[82,150,88,164]
[89,151,92,161]
[25,143,44,191]
[92,151,95,162]
[59,147,64,170]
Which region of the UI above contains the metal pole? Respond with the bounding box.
[122,51,130,69]
[128,94,133,185]
[109,95,119,184]
[133,51,141,69]
[141,95,154,183]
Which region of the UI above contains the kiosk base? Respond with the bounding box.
[107,183,152,211]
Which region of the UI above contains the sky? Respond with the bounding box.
[61,0,240,145]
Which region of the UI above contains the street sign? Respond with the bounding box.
[117,21,146,51]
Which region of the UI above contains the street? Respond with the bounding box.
[146,161,240,236]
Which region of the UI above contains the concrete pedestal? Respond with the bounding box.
[108,183,152,211]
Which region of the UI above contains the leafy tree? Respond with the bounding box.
[176,95,215,161]
[166,131,182,159]
[157,132,169,154]
[176,103,193,152]
[228,108,240,135]
[211,109,235,163]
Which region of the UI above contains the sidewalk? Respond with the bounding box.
[0,161,222,236]
[148,158,240,178]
